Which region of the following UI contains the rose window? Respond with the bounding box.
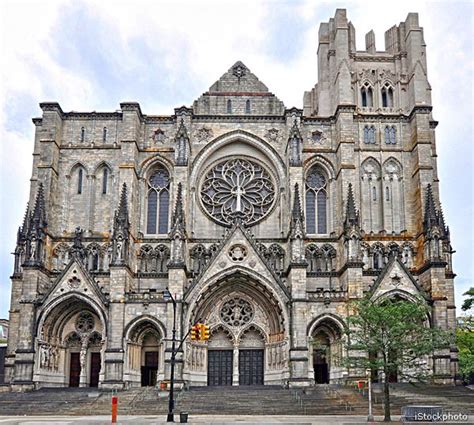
[75,312,94,334]
[200,158,275,226]
[220,298,254,327]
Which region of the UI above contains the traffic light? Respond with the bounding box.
[200,324,210,341]
[190,324,201,340]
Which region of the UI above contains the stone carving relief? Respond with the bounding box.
[39,342,59,371]
[152,128,168,144]
[265,128,280,143]
[307,130,328,145]
[194,127,214,143]
[228,245,248,262]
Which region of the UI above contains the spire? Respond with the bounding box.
[18,203,30,241]
[111,183,130,266]
[170,182,186,236]
[344,183,359,229]
[176,118,188,139]
[30,183,47,231]
[290,183,304,233]
[288,120,302,140]
[169,182,186,266]
[115,183,130,228]
[423,184,438,231]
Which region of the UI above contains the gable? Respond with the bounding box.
[193,61,286,115]
[370,257,427,301]
[187,224,290,301]
[40,256,108,308]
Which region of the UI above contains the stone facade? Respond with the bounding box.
[5,9,458,390]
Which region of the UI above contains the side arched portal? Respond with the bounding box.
[35,296,106,388]
[308,315,345,384]
[124,318,165,387]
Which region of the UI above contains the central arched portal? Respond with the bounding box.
[185,273,289,386]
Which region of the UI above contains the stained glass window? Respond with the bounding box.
[306,167,328,234]
[147,167,170,234]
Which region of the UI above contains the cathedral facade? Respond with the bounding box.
[5,9,458,390]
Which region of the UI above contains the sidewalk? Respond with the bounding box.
[0,415,405,424]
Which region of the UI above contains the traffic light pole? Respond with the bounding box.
[163,288,197,423]
[166,291,177,423]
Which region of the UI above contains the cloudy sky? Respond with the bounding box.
[0,0,472,319]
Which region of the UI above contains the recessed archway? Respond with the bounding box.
[185,272,289,386]
[124,318,165,387]
[35,296,106,388]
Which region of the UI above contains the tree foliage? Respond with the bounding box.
[457,316,474,383]
[461,287,474,311]
[344,295,453,421]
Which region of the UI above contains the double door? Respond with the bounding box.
[207,349,264,386]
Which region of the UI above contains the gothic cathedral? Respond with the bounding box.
[6,9,458,390]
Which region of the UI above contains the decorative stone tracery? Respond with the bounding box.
[200,158,276,227]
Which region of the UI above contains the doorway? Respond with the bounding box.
[69,352,80,387]
[208,350,233,386]
[89,352,101,387]
[239,349,264,385]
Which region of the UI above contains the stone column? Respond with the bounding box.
[233,345,239,385]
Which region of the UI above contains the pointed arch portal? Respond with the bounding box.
[185,272,288,386]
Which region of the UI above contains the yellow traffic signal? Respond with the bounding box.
[200,324,210,341]
[190,324,200,340]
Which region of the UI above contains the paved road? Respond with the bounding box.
[0,415,405,424]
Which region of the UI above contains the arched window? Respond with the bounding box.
[102,168,108,194]
[381,83,394,107]
[361,83,373,107]
[372,186,377,201]
[385,186,390,201]
[384,126,396,144]
[227,99,232,113]
[146,166,170,234]
[306,167,328,234]
[364,125,376,144]
[245,99,251,114]
[80,127,85,143]
[77,168,83,194]
[102,127,107,143]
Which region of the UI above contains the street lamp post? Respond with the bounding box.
[163,288,177,423]
[366,368,374,422]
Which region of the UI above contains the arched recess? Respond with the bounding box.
[188,130,286,235]
[382,157,405,233]
[91,162,114,232]
[370,290,431,382]
[360,157,382,233]
[184,270,289,386]
[307,314,346,384]
[35,294,107,388]
[123,316,166,387]
[65,163,89,232]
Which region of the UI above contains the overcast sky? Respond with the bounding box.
[0,0,472,319]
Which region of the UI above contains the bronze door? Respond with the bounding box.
[207,350,233,386]
[239,349,264,385]
[89,352,101,387]
[69,353,80,387]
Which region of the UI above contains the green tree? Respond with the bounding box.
[461,287,474,311]
[344,296,453,422]
[456,316,474,383]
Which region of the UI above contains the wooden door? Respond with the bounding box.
[89,352,101,387]
[69,353,80,387]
